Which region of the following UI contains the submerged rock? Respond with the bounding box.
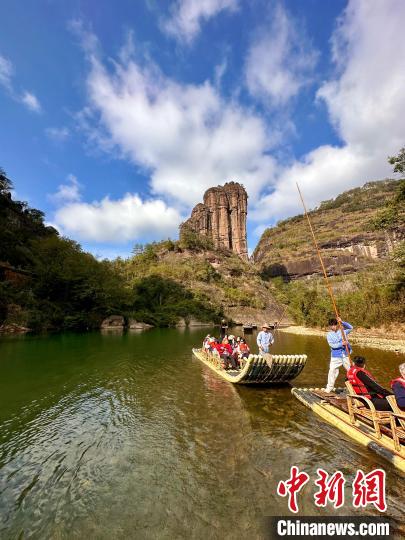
[128,320,153,330]
[0,323,31,334]
[100,315,125,329]
[187,318,212,327]
[176,318,187,328]
[176,317,212,327]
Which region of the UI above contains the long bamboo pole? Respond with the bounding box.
[276,305,289,329]
[296,183,352,363]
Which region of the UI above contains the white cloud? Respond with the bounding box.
[163,0,239,43]
[77,31,277,207]
[54,193,182,243]
[20,91,41,112]
[0,54,13,90]
[245,4,318,107]
[49,174,82,204]
[45,127,70,142]
[253,0,405,222]
[72,1,405,243]
[214,57,227,88]
[0,54,42,113]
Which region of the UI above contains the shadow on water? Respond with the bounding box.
[0,327,404,539]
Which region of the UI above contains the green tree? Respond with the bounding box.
[0,168,12,194]
[388,147,405,176]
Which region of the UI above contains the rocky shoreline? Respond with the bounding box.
[279,325,405,354]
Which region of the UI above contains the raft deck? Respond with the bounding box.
[292,387,405,473]
[193,349,307,384]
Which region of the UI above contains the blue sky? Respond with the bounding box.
[1,0,404,259]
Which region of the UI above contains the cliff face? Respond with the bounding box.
[253,180,404,279]
[180,182,248,259]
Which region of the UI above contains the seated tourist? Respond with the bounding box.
[390,363,405,411]
[203,334,211,349]
[217,338,237,370]
[238,338,250,359]
[227,334,239,359]
[202,337,215,354]
[228,335,237,349]
[347,356,392,411]
[233,338,250,368]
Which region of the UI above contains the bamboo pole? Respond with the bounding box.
[276,305,289,329]
[296,183,352,363]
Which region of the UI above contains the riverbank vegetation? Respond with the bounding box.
[0,169,128,331]
[268,260,404,328]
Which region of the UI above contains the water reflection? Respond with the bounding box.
[0,328,403,539]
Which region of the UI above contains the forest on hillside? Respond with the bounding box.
[0,169,220,332]
[1,148,404,334]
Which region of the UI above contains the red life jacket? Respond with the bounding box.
[390,377,405,389]
[212,343,222,354]
[347,366,375,399]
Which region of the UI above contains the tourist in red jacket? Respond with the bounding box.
[347,356,392,411]
[213,338,236,369]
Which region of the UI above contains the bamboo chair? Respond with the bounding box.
[345,382,392,439]
[386,396,405,452]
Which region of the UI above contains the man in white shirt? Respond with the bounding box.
[257,323,274,354]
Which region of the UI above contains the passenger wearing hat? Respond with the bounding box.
[257,323,274,354]
[228,334,237,349]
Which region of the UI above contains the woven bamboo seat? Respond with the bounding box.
[345,381,391,439]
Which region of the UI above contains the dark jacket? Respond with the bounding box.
[391,380,405,410]
[356,371,391,400]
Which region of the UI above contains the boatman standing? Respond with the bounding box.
[257,323,274,354]
[325,316,353,393]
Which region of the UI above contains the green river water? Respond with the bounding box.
[0,328,404,539]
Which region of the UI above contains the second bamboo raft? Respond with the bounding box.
[192,348,307,384]
[292,387,405,473]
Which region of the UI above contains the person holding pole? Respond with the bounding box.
[257,323,274,354]
[325,316,353,393]
[296,182,354,392]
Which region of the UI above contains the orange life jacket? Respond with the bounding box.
[347,366,375,399]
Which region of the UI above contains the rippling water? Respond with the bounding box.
[0,328,404,539]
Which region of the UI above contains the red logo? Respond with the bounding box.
[352,469,387,512]
[314,468,345,508]
[277,466,310,513]
[277,467,387,513]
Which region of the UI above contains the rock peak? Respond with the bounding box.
[180,181,248,259]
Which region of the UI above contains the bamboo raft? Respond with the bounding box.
[292,386,405,473]
[192,349,307,384]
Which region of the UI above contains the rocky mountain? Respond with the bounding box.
[253,180,404,280]
[180,181,248,259]
[115,242,288,327]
